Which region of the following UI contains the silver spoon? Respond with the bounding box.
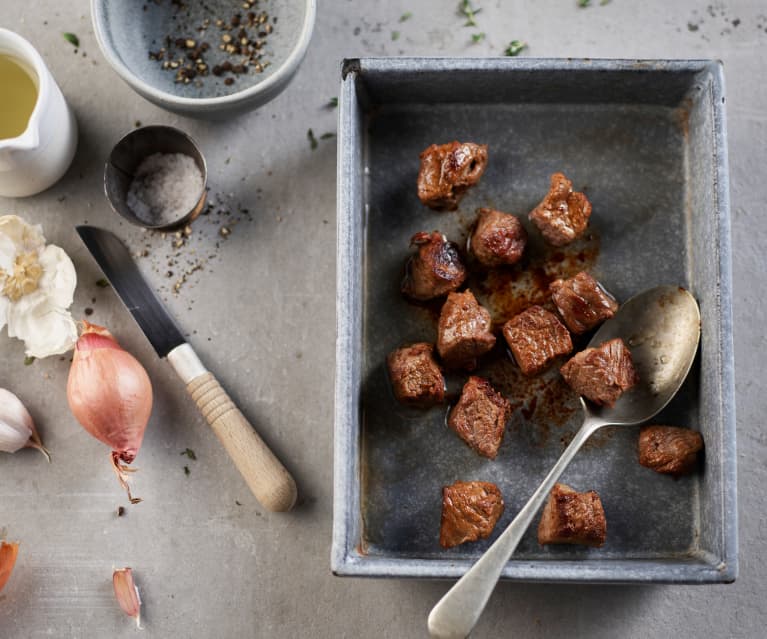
[428,285,701,639]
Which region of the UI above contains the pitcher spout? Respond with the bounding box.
[0,126,40,171]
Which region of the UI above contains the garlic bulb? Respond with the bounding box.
[0,388,50,460]
[0,215,77,358]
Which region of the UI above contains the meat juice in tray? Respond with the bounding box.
[371,141,698,557]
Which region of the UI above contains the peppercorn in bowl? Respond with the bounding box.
[91,0,316,118]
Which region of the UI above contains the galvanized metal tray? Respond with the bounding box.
[333,58,736,582]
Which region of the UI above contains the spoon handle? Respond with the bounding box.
[427,415,601,639]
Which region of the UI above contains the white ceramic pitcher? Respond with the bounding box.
[0,28,77,198]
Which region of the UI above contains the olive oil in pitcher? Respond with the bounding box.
[0,54,38,139]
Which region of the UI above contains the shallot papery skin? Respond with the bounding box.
[67,322,152,501]
[113,567,142,627]
[0,541,19,593]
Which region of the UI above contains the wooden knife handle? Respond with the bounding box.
[187,372,297,512]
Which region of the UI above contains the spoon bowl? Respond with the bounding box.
[427,285,701,639]
[586,285,701,425]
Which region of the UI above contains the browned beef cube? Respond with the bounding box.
[401,231,467,301]
[469,208,528,267]
[502,305,573,376]
[447,377,511,459]
[529,172,592,247]
[437,290,496,370]
[560,338,638,407]
[537,483,607,547]
[440,480,504,548]
[550,271,619,334]
[417,141,488,210]
[638,425,704,476]
[386,343,445,407]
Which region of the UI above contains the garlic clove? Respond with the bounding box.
[0,541,19,593]
[0,418,31,453]
[0,388,50,460]
[113,567,142,627]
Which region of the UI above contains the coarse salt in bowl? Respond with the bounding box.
[91,0,316,118]
[126,153,205,228]
[104,126,208,230]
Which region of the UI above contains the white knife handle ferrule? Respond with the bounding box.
[168,343,208,383]
[167,343,297,512]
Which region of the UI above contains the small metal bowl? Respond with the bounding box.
[104,125,207,230]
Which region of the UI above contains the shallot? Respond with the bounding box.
[67,321,153,503]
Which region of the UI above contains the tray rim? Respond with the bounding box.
[332,56,737,583]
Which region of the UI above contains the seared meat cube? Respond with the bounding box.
[447,377,511,459]
[440,480,504,548]
[502,305,573,376]
[386,343,445,407]
[529,172,592,247]
[402,231,467,301]
[537,483,607,547]
[638,425,704,476]
[550,271,619,334]
[469,208,528,267]
[560,338,638,407]
[417,141,488,210]
[437,290,496,370]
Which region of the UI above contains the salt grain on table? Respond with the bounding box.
[126,153,204,226]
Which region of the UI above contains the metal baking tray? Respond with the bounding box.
[333,58,736,582]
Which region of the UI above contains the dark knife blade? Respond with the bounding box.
[76,226,186,358]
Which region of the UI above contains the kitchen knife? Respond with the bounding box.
[76,226,297,512]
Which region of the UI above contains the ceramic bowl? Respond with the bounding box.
[91,0,315,119]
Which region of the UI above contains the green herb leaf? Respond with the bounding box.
[96,278,109,288]
[183,465,190,476]
[391,30,400,41]
[458,0,482,27]
[63,32,79,47]
[600,0,610,4]
[505,40,527,56]
[24,356,35,366]
[399,12,413,22]
[307,128,318,151]
[326,97,338,108]
[320,132,336,140]
[471,32,485,43]
[180,448,197,460]
[578,0,590,6]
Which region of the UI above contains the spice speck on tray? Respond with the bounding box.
[126,153,204,227]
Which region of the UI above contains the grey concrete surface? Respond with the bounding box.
[0,0,764,637]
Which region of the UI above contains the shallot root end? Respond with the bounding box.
[111,452,142,505]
